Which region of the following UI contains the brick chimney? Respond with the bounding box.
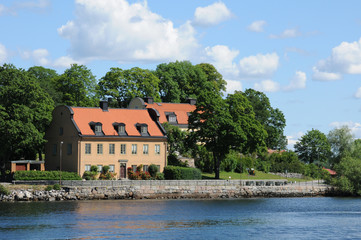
[99,100,108,111]
[143,97,154,104]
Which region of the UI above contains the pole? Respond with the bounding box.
[60,141,63,185]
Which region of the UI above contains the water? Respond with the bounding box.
[1,198,361,239]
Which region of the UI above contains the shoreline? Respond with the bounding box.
[0,179,340,202]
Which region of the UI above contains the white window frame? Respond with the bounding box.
[132,144,137,154]
[97,144,103,154]
[109,144,115,154]
[85,164,91,171]
[120,144,126,155]
[109,165,115,173]
[155,144,160,155]
[85,143,91,154]
[143,144,149,154]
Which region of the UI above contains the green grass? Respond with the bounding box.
[202,171,313,182]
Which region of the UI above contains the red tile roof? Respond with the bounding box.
[145,103,196,125]
[323,167,337,175]
[71,107,164,137]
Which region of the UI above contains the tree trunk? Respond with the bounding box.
[213,152,220,179]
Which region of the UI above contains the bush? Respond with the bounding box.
[102,165,110,174]
[163,166,202,180]
[82,171,98,180]
[13,171,81,180]
[148,164,159,178]
[156,172,165,180]
[90,165,98,172]
[0,184,10,196]
[167,154,188,167]
[220,150,239,172]
[45,185,53,191]
[53,183,61,190]
[194,145,213,173]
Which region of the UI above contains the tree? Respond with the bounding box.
[54,64,97,107]
[294,129,331,164]
[334,156,361,195]
[189,90,267,179]
[98,67,161,108]
[28,66,61,106]
[0,64,54,167]
[155,61,226,103]
[327,125,354,166]
[243,89,287,150]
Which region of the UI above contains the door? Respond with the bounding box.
[120,163,126,179]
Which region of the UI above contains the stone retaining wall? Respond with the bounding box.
[1,180,337,202]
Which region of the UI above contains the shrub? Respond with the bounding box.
[156,172,165,180]
[163,166,202,180]
[53,183,61,190]
[221,150,239,172]
[0,184,10,196]
[13,171,81,180]
[82,171,98,180]
[90,165,98,172]
[148,164,159,178]
[102,165,110,174]
[45,185,53,191]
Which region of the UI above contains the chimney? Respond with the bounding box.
[99,100,108,111]
[187,98,196,105]
[143,97,154,104]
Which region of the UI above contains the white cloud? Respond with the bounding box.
[58,0,200,63]
[355,87,361,99]
[254,80,280,92]
[313,38,361,81]
[193,2,232,27]
[205,45,239,77]
[53,56,82,68]
[14,0,50,9]
[239,53,279,78]
[247,20,266,32]
[329,121,361,139]
[21,48,81,68]
[284,71,307,91]
[287,131,304,150]
[225,80,242,94]
[0,43,7,63]
[269,28,301,39]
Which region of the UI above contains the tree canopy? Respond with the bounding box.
[0,64,54,164]
[97,67,161,108]
[294,129,331,164]
[327,125,354,166]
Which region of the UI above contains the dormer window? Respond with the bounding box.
[165,112,177,123]
[89,122,103,136]
[136,123,149,136]
[113,123,127,136]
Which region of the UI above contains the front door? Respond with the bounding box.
[120,163,126,179]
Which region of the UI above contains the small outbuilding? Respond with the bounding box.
[10,160,45,172]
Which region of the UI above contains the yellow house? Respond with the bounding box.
[45,101,167,179]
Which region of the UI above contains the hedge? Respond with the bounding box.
[163,166,202,180]
[13,171,82,180]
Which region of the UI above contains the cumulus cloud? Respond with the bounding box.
[313,38,361,81]
[254,80,280,93]
[58,0,200,63]
[193,2,232,27]
[269,28,301,39]
[21,48,81,68]
[284,71,307,91]
[0,43,7,63]
[287,131,304,150]
[329,121,361,139]
[239,53,279,78]
[247,20,266,32]
[225,80,242,94]
[205,45,239,77]
[0,0,50,15]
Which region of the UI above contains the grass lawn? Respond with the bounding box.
[202,171,313,182]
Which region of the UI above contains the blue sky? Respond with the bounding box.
[1,0,361,149]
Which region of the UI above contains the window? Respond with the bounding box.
[95,125,102,134]
[157,165,160,172]
[136,123,149,136]
[52,144,57,156]
[132,144,137,154]
[143,165,149,172]
[85,164,91,171]
[109,165,115,173]
[119,124,125,134]
[168,115,177,123]
[141,125,148,134]
[143,144,149,154]
[132,165,137,172]
[109,144,115,154]
[85,143,91,154]
[120,144,126,155]
[97,165,103,173]
[97,144,103,154]
[155,144,160,155]
[67,143,72,155]
[59,127,63,136]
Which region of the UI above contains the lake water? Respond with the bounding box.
[1,198,361,239]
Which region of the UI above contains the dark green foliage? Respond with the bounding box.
[220,150,240,172]
[98,67,161,107]
[90,165,98,172]
[54,64,97,107]
[0,184,10,195]
[294,129,331,164]
[193,145,213,173]
[148,164,159,178]
[237,155,256,173]
[327,126,354,166]
[102,165,110,174]
[167,154,188,167]
[163,166,202,180]
[162,122,188,155]
[82,171,97,180]
[45,185,53,191]
[155,172,165,180]
[333,156,361,195]
[13,171,81,180]
[53,183,61,190]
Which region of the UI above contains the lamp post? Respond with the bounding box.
[59,141,63,185]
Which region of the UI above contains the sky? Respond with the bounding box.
[1,0,361,149]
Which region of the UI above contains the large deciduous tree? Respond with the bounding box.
[0,64,54,167]
[189,90,267,179]
[327,125,354,166]
[97,67,161,108]
[54,64,97,107]
[243,89,287,150]
[294,129,331,164]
